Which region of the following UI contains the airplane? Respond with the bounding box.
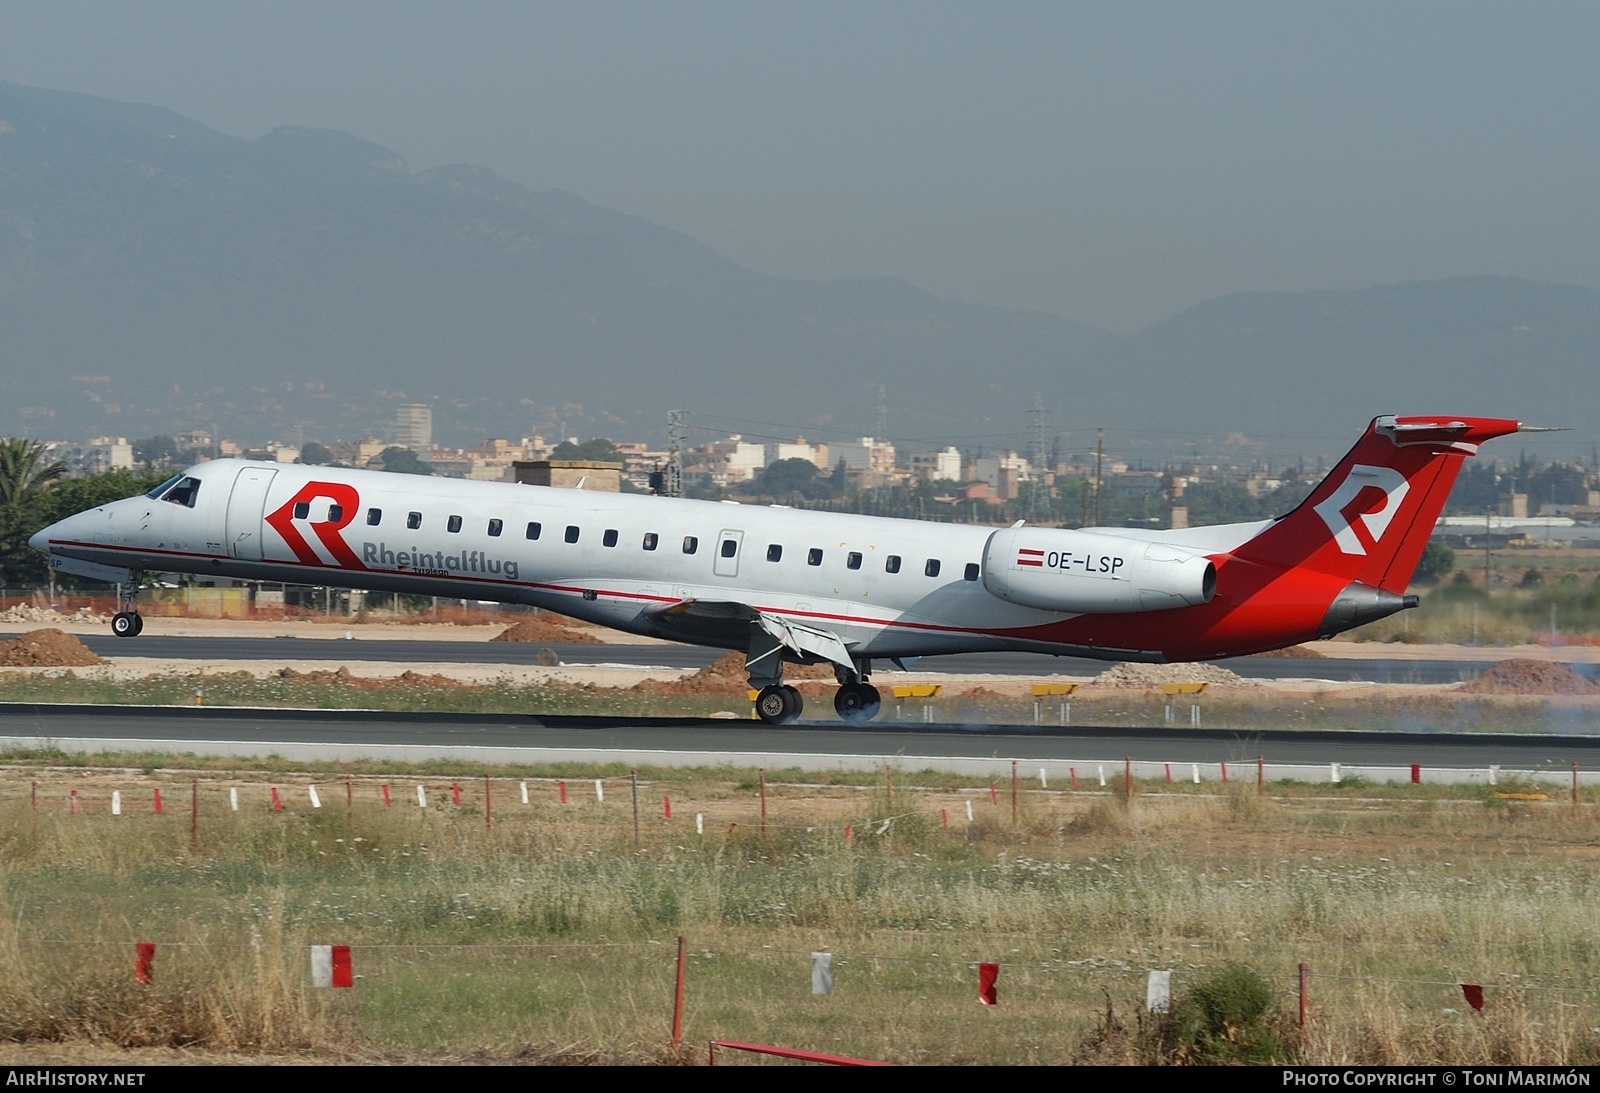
[29,414,1523,724]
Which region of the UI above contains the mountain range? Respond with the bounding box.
[1,82,1595,460]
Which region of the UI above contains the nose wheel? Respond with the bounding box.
[834,682,882,723]
[112,581,144,637]
[754,685,804,724]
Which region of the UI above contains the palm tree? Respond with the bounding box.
[0,438,67,517]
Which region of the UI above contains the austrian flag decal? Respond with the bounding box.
[1016,548,1044,568]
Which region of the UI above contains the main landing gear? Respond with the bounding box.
[111,580,144,638]
[833,681,882,723]
[754,684,804,725]
[747,661,883,726]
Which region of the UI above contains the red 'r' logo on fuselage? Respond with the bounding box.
[264,482,365,569]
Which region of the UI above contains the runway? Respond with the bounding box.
[7,633,1590,685]
[4,702,1597,786]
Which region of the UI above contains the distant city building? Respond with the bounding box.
[329,438,390,467]
[1243,472,1283,498]
[513,459,622,492]
[82,436,133,474]
[909,446,962,482]
[833,437,896,475]
[453,437,546,481]
[724,436,767,482]
[395,404,433,449]
[767,437,830,471]
[970,452,1033,500]
[955,482,1005,507]
[614,441,669,490]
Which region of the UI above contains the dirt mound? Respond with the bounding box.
[0,629,106,667]
[691,651,749,684]
[395,669,472,689]
[1248,644,1327,658]
[636,651,837,696]
[271,666,476,691]
[276,666,353,681]
[492,616,602,644]
[1092,662,1245,687]
[1461,659,1600,695]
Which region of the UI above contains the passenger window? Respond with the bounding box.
[293,501,310,520]
[525,521,542,540]
[683,536,698,554]
[488,519,503,537]
[407,512,422,530]
[565,525,580,544]
[327,504,343,523]
[603,529,619,548]
[447,515,463,533]
[925,559,941,578]
[366,508,382,526]
[767,544,783,563]
[847,552,862,570]
[643,532,659,551]
[886,555,902,574]
[964,562,980,582]
[720,538,738,558]
[807,548,823,566]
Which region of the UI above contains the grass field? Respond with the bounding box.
[1,753,1598,1064]
[1358,576,1600,645]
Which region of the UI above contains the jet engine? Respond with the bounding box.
[981,527,1217,614]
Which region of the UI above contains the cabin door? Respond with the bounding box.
[225,467,278,560]
[713,529,744,579]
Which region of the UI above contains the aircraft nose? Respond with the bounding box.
[28,521,58,556]
[30,512,85,556]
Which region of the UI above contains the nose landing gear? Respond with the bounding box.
[111,581,144,638]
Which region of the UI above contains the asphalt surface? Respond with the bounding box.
[3,703,1595,773]
[8,633,1592,685]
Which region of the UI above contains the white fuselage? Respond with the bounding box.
[33,459,1254,662]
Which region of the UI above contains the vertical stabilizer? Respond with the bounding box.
[1232,416,1520,594]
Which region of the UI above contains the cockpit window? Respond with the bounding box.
[145,473,184,500]
[161,477,202,508]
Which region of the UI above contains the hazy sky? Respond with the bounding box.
[5,2,1597,332]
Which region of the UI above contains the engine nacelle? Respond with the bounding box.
[982,527,1217,614]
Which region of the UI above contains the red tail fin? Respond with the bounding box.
[1234,416,1520,593]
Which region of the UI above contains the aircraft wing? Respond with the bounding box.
[643,599,856,677]
[752,611,855,670]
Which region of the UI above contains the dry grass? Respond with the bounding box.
[1,760,1598,1064]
